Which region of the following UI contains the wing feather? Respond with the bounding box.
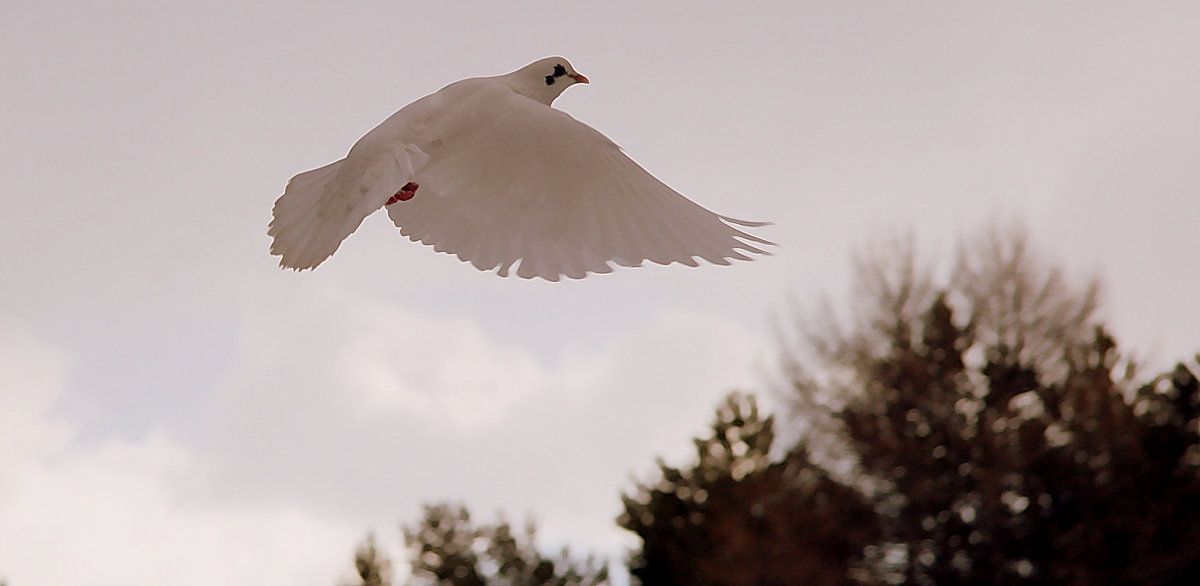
[386,86,772,279]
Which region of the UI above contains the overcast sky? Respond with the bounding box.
[2,2,1199,585]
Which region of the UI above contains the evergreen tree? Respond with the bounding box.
[620,392,878,585]
[385,225,1200,586]
[402,503,608,586]
[784,227,1200,585]
[344,533,393,586]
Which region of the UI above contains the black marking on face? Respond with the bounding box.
[545,63,569,86]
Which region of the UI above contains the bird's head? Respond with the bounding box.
[504,57,589,105]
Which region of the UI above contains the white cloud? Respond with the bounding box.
[335,304,550,430]
[196,277,768,562]
[0,324,73,469]
[0,323,359,586]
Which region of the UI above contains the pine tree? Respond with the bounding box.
[344,533,393,586]
[620,392,878,585]
[402,503,608,586]
[784,226,1200,585]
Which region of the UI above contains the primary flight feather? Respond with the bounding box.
[268,57,772,281]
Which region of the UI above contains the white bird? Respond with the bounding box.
[268,57,772,281]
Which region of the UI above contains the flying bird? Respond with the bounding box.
[268,57,772,280]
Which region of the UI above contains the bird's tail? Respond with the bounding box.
[269,144,429,270]
[268,160,360,270]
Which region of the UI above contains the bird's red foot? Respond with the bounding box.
[386,182,419,205]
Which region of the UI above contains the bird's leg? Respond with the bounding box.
[386,182,420,205]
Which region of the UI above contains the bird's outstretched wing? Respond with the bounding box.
[387,92,772,281]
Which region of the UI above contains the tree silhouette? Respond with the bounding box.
[402,503,608,586]
[363,225,1200,586]
[344,533,393,586]
[782,226,1200,585]
[620,392,878,585]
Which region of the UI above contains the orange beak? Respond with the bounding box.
[569,72,590,84]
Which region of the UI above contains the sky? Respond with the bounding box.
[2,1,1199,584]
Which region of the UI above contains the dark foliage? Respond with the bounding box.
[344,533,393,586]
[621,226,1200,585]
[835,296,1200,585]
[783,227,1200,585]
[368,226,1200,586]
[620,392,879,585]
[401,503,608,586]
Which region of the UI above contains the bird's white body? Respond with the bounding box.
[269,57,771,280]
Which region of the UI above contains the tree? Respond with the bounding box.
[402,503,608,586]
[363,224,1200,585]
[782,226,1200,585]
[620,392,878,585]
[344,533,393,586]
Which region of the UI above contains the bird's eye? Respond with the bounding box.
[545,75,555,86]
[553,64,567,77]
